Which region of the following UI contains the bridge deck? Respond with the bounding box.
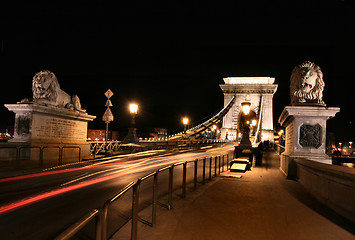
[113,150,355,240]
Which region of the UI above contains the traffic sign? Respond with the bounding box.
[105,89,114,99]
[105,100,113,107]
[102,108,114,122]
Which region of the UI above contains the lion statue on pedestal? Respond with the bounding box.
[290,61,325,106]
[31,70,85,112]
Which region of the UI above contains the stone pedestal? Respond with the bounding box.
[4,102,96,166]
[278,106,340,168]
[123,127,139,143]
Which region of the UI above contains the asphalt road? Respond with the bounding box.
[0,143,234,240]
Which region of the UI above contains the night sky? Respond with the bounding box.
[1,1,354,141]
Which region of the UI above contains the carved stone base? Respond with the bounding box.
[278,106,340,165]
[4,102,96,163]
[123,127,139,143]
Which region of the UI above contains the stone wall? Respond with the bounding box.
[281,157,355,223]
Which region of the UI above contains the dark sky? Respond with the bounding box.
[1,1,354,141]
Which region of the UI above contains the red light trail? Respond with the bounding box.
[0,152,216,215]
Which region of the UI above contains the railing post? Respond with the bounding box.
[101,202,110,240]
[96,212,103,240]
[218,156,221,175]
[182,162,187,198]
[40,147,44,168]
[168,165,174,210]
[209,157,212,180]
[152,171,158,227]
[194,159,198,190]
[15,147,20,169]
[221,155,224,172]
[214,156,217,177]
[78,147,81,162]
[227,154,229,170]
[202,158,206,185]
[59,147,63,166]
[131,179,141,240]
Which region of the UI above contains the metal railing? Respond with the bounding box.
[274,143,285,155]
[89,141,122,156]
[0,145,82,170]
[56,153,232,240]
[54,209,101,240]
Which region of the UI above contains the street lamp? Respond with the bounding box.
[182,117,189,132]
[123,103,139,143]
[239,102,252,147]
[129,103,138,125]
[241,102,251,115]
[252,119,257,127]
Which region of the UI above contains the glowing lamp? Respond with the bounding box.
[182,117,189,125]
[129,103,138,114]
[241,102,251,115]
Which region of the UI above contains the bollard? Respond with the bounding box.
[214,156,217,177]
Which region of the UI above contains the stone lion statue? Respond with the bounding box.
[290,61,325,106]
[31,70,85,112]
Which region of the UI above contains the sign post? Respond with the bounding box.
[103,89,114,148]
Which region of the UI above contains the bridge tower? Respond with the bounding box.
[220,77,278,142]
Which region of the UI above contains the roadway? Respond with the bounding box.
[0,143,235,240]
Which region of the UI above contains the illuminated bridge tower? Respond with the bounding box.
[220,77,278,142]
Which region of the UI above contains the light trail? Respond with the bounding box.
[0,152,216,215]
[0,145,232,184]
[0,157,151,184]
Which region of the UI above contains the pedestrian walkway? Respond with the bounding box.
[114,150,355,240]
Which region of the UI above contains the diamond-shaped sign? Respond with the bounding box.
[105,89,114,99]
[102,108,114,122]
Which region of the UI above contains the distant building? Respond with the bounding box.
[326,132,335,155]
[137,128,168,141]
[87,129,119,141]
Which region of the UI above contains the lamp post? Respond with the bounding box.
[182,117,189,132]
[239,102,252,147]
[242,102,251,115]
[129,103,138,125]
[123,103,139,143]
[339,142,342,155]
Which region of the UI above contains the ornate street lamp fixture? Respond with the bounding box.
[129,103,138,125]
[123,103,139,143]
[241,102,251,115]
[239,102,252,147]
[182,117,189,132]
